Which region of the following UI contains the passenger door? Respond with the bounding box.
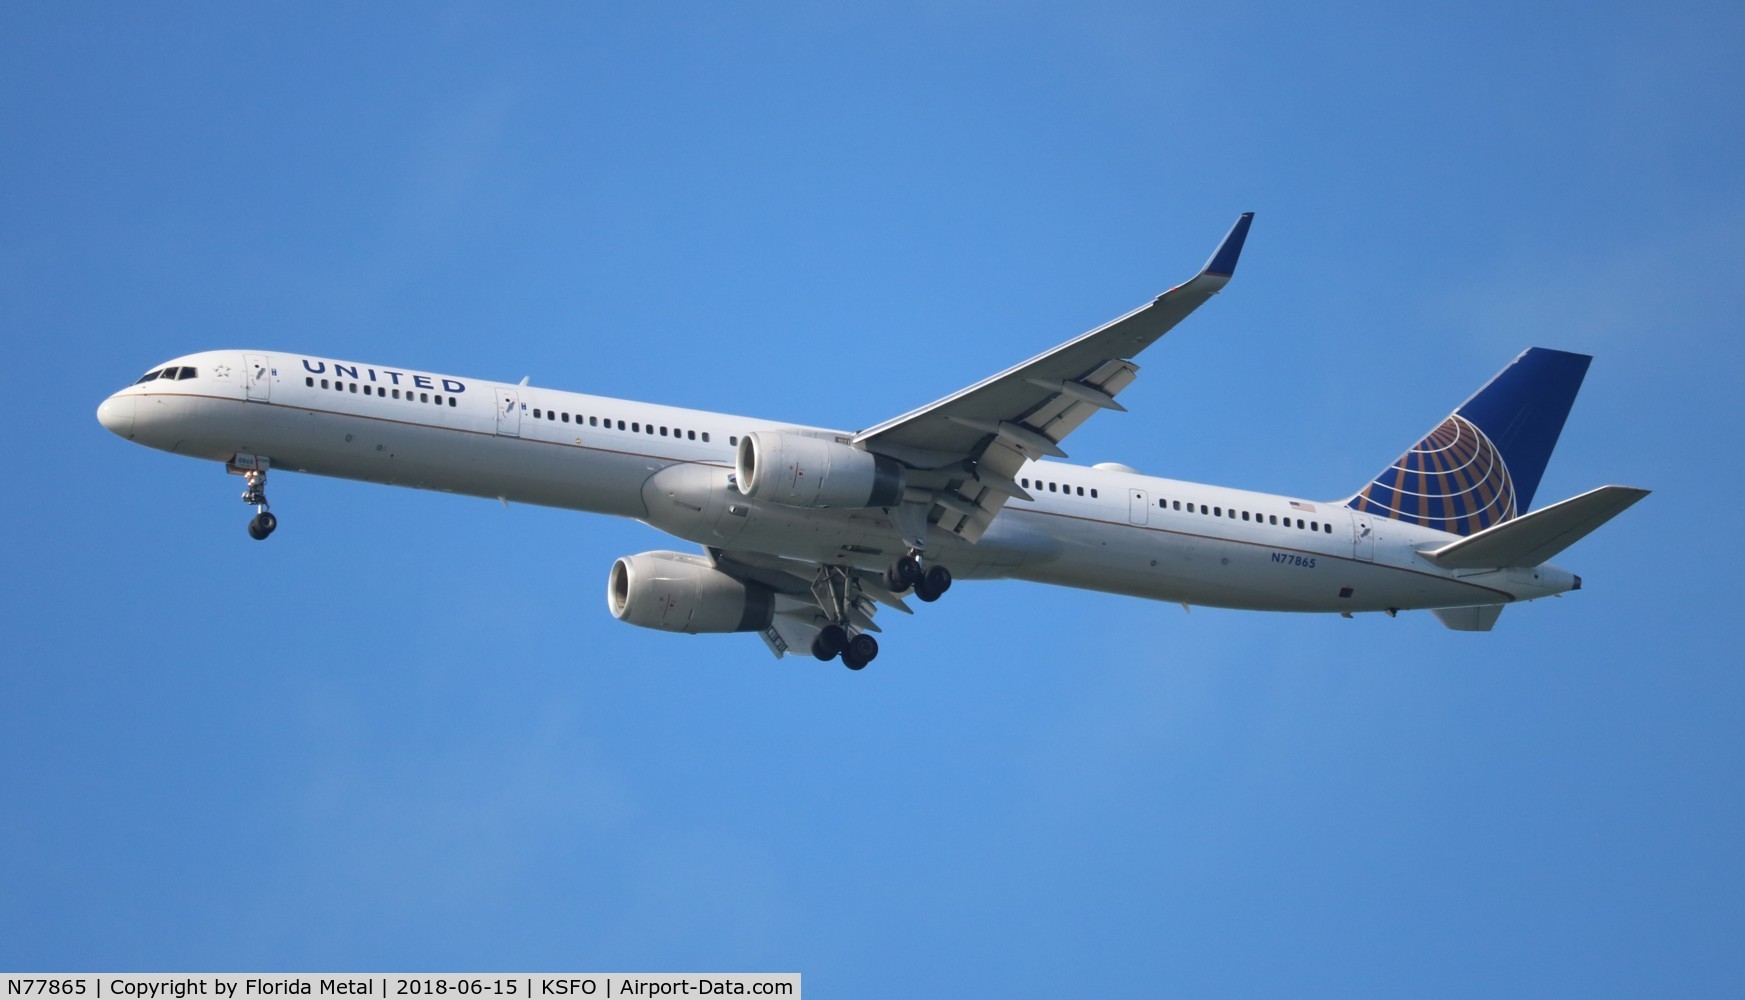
[244,354,271,401]
[1352,512,1376,562]
[496,388,521,436]
[1128,488,1149,525]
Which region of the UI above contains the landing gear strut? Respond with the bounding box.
[240,466,277,540]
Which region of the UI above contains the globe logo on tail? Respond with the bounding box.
[1347,414,1516,536]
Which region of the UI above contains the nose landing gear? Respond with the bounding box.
[233,458,277,540]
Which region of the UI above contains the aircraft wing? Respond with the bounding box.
[855,212,1253,545]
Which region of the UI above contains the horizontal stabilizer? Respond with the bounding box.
[1422,485,1650,569]
[1433,605,1506,631]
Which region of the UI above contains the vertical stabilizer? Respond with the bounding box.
[1346,348,1591,536]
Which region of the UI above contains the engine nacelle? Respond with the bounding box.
[735,431,905,509]
[606,551,774,634]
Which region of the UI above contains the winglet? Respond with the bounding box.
[1200,212,1255,278]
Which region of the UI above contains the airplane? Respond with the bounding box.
[96,214,1648,668]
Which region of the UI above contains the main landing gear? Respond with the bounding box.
[884,551,952,602]
[805,550,951,671]
[811,624,880,670]
[807,566,890,670]
[240,466,277,540]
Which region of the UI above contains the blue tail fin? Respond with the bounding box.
[1346,348,1591,536]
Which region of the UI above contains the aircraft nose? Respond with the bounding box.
[97,393,137,439]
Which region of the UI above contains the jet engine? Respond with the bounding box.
[606,551,774,634]
[735,431,905,509]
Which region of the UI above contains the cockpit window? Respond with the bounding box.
[175,366,196,380]
[135,369,162,384]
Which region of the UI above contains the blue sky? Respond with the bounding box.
[4,3,1741,995]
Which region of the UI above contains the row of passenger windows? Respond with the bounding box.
[307,376,456,407]
[528,406,712,443]
[1019,472,1335,535]
[1020,477,1099,499]
[1160,496,1335,534]
[136,366,197,383]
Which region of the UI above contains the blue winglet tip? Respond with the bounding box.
[1202,211,1254,278]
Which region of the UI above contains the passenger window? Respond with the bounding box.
[392,389,400,399]
[1159,499,1166,508]
[1048,483,1057,492]
[1242,511,1249,521]
[420,392,429,403]
[1214,507,1221,517]
[1022,478,1030,488]
[448,397,456,407]
[1174,501,1182,510]
[349,383,358,393]
[562,413,569,423]
[660,427,668,437]
[702,432,710,443]
[1269,515,1277,525]
[632,422,639,432]
[646,424,655,435]
[435,394,444,405]
[1090,489,1098,498]
[306,377,314,387]
[731,436,738,446]
[1297,519,1305,529]
[1324,523,1333,534]
[534,408,542,418]
[688,430,696,440]
[1077,487,1084,496]
[1310,521,1318,531]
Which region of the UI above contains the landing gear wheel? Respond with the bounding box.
[914,564,952,602]
[843,633,878,670]
[247,511,278,540]
[812,624,848,661]
[884,554,922,592]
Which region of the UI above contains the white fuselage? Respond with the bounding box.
[97,351,1576,615]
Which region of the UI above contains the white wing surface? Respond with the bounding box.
[855,213,1253,546]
